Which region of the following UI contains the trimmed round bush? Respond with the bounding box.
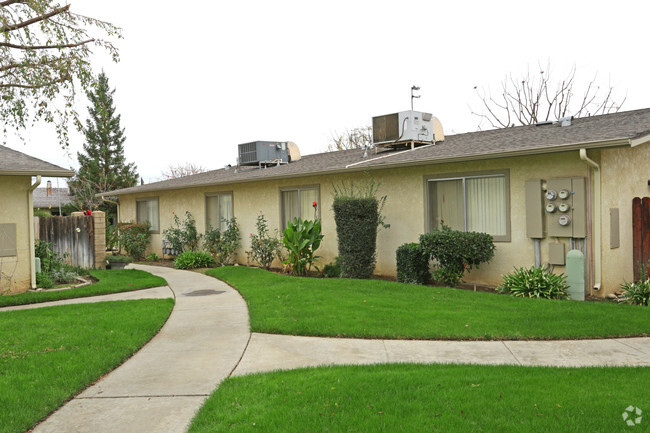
[396,243,430,285]
[497,266,569,300]
[174,251,215,269]
[419,226,495,286]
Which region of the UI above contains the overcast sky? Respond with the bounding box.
[6,0,650,185]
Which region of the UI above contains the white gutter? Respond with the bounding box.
[28,175,41,289]
[579,149,601,294]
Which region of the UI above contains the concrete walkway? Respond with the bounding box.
[17,264,650,433]
[31,265,250,433]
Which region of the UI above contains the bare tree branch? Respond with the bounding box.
[471,63,626,129]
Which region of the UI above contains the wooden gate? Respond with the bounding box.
[632,197,650,281]
[38,215,95,268]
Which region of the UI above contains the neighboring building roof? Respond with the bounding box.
[106,108,650,196]
[0,145,74,177]
[33,188,73,208]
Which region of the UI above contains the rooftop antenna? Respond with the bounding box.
[411,85,420,111]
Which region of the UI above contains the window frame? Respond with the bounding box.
[135,197,160,233]
[204,191,234,232]
[424,169,511,242]
[279,184,321,229]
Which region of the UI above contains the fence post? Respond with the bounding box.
[92,211,106,269]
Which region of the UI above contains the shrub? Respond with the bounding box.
[282,218,323,276]
[174,251,215,269]
[106,255,132,264]
[34,209,52,218]
[36,272,54,289]
[396,243,431,285]
[50,269,79,284]
[332,176,389,279]
[146,253,160,261]
[35,239,64,273]
[204,218,241,266]
[323,257,341,278]
[497,266,569,300]
[162,211,202,254]
[620,278,650,306]
[106,222,119,251]
[247,213,281,270]
[419,226,495,286]
[118,222,151,260]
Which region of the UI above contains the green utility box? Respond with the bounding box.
[566,249,585,301]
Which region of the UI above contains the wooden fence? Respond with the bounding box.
[35,211,106,269]
[632,197,650,281]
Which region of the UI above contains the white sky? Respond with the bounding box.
[6,0,650,185]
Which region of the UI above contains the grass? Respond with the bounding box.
[0,299,174,433]
[188,363,649,433]
[0,269,167,307]
[206,266,650,340]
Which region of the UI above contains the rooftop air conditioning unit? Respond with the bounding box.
[237,141,301,166]
[372,110,444,146]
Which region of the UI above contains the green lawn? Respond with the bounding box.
[0,299,174,433]
[206,266,650,340]
[188,363,649,433]
[0,269,167,307]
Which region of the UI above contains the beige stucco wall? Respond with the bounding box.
[119,149,620,291]
[600,142,650,291]
[0,176,32,293]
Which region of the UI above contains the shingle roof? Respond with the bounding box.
[0,145,74,177]
[106,108,650,196]
[33,188,73,208]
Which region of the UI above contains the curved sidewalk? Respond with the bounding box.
[32,265,250,433]
[25,264,650,433]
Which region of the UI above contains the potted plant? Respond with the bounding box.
[106,255,132,270]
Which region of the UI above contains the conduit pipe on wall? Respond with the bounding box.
[579,149,601,294]
[534,238,541,267]
[28,175,41,289]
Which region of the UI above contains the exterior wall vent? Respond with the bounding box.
[372,110,444,147]
[238,141,297,166]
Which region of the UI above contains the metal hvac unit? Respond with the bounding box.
[372,110,444,147]
[238,141,290,166]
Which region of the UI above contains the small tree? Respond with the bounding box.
[68,72,138,214]
[160,163,207,180]
[332,175,389,279]
[472,62,626,129]
[327,126,372,151]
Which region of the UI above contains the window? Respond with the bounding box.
[281,186,319,228]
[427,171,510,241]
[136,198,159,232]
[206,193,233,231]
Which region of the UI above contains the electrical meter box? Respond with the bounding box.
[544,177,586,238]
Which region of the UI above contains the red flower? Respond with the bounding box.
[312,201,318,208]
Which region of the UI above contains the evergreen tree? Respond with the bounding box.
[69,72,138,215]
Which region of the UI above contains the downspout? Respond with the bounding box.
[579,149,601,294]
[28,175,41,289]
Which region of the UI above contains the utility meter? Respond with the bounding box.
[546,203,556,213]
[558,189,570,200]
[545,190,558,200]
[558,202,570,213]
[558,215,571,226]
